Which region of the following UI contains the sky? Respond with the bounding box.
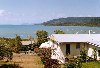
[0,0,100,25]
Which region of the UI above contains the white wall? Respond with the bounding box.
[50,41,65,64]
[59,42,100,60]
[87,44,100,60]
[59,42,88,57]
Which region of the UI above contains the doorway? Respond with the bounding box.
[66,44,70,55]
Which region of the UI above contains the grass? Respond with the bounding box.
[12,53,44,68]
[0,61,14,64]
[2,53,100,68]
[0,60,21,68]
[82,61,100,68]
[0,53,44,68]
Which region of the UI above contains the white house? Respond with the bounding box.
[40,34,100,64]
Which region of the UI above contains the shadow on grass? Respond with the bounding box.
[0,64,22,68]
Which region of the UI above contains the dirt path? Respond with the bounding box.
[12,53,44,68]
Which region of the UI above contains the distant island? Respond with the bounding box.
[42,17,100,27]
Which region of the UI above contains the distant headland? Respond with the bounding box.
[42,17,100,27]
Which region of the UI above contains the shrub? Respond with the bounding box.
[20,46,29,51]
[34,47,39,54]
[44,59,60,68]
[80,49,87,62]
[92,48,97,61]
[0,46,13,61]
[64,58,82,68]
[65,62,76,68]
[38,48,60,68]
[38,48,51,64]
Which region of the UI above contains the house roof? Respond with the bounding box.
[21,41,34,45]
[87,41,100,47]
[49,34,100,47]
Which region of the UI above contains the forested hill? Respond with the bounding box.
[42,17,100,26]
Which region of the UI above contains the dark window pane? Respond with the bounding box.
[76,43,80,49]
[98,50,100,56]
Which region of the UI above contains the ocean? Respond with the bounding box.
[0,25,100,38]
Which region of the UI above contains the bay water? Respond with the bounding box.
[0,25,100,38]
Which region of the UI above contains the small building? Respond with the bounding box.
[40,34,100,64]
[21,41,34,46]
[20,41,35,51]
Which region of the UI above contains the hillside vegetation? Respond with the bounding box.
[43,17,100,26]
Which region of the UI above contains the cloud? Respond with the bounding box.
[0,10,35,24]
[0,10,10,16]
[0,10,5,16]
[0,9,69,24]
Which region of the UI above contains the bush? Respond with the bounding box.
[65,62,76,68]
[86,56,94,62]
[0,46,13,61]
[80,50,87,62]
[64,58,82,68]
[92,48,97,61]
[38,48,51,64]
[44,59,60,68]
[38,48,60,68]
[20,46,29,51]
[34,47,39,54]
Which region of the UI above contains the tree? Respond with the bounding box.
[36,30,48,47]
[0,38,13,61]
[14,35,22,53]
[54,29,65,34]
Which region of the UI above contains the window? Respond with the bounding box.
[76,43,80,49]
[98,50,100,56]
[84,43,85,47]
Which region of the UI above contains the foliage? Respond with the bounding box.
[86,56,94,62]
[64,58,82,68]
[80,49,87,62]
[65,62,76,68]
[43,17,100,27]
[19,45,29,51]
[0,37,22,53]
[14,35,22,53]
[0,35,22,61]
[38,48,60,68]
[44,59,60,68]
[38,48,51,64]
[36,30,48,47]
[0,64,22,68]
[0,38,13,61]
[34,47,39,53]
[92,48,97,61]
[54,29,65,34]
[30,43,38,51]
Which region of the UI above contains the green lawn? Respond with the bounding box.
[82,61,100,68]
